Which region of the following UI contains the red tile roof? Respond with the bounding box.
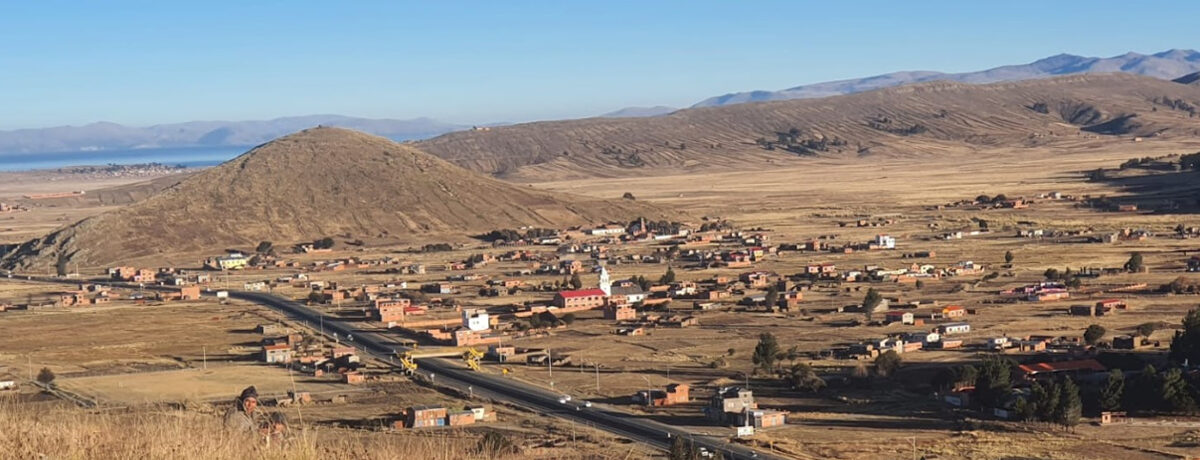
[1017,359,1105,375]
[557,289,606,299]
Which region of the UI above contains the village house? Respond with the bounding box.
[884,310,915,325]
[778,290,803,309]
[451,327,505,347]
[1112,335,1143,350]
[733,409,788,429]
[873,234,896,249]
[1017,338,1048,352]
[206,253,250,271]
[343,372,366,385]
[374,298,411,322]
[738,271,775,288]
[937,322,971,335]
[263,343,293,364]
[559,259,584,274]
[608,283,648,305]
[705,387,756,424]
[588,224,627,236]
[404,406,448,428]
[462,308,490,331]
[634,383,690,406]
[447,410,476,426]
[553,288,607,309]
[604,304,637,321]
[1096,299,1128,312]
[421,282,452,294]
[942,305,966,318]
[179,285,202,301]
[466,405,494,422]
[616,326,645,336]
[661,315,698,328]
[1016,359,1106,381]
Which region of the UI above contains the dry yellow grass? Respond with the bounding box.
[0,403,491,460]
[0,400,658,460]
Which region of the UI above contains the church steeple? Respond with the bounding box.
[599,266,611,296]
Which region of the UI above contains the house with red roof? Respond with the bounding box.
[1016,359,1105,381]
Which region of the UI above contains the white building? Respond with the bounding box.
[588,225,626,236]
[874,234,896,249]
[462,308,490,331]
[938,322,971,335]
[599,266,612,296]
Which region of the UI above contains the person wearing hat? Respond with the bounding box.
[224,386,263,432]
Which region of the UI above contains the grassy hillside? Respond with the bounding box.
[416,74,1200,180]
[1,127,668,271]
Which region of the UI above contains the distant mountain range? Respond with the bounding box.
[0,115,464,155]
[691,49,1200,107]
[7,49,1200,154]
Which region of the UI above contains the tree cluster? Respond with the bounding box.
[1181,151,1200,170]
[669,436,723,460]
[1115,365,1198,414]
[526,311,563,330]
[478,227,558,242]
[972,356,1014,409]
[752,332,781,375]
[1162,276,1200,294]
[629,218,683,235]
[861,288,883,321]
[1170,308,1200,365]
[420,243,454,252]
[659,267,676,285]
[1014,377,1082,427]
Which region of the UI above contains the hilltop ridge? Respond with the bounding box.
[415,74,1200,180]
[0,127,666,270]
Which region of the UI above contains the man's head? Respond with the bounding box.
[238,386,259,413]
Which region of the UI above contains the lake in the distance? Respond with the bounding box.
[0,146,250,171]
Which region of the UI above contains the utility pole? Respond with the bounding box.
[595,364,600,392]
[548,347,553,379]
[640,375,652,407]
[203,346,207,370]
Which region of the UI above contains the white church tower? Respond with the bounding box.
[599,266,612,296]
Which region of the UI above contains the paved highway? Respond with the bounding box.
[12,274,786,460]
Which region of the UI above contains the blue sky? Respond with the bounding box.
[0,0,1196,129]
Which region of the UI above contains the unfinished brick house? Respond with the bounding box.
[375,298,411,322]
[603,304,636,321]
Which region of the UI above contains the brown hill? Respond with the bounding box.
[416,74,1200,180]
[1,127,665,271]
